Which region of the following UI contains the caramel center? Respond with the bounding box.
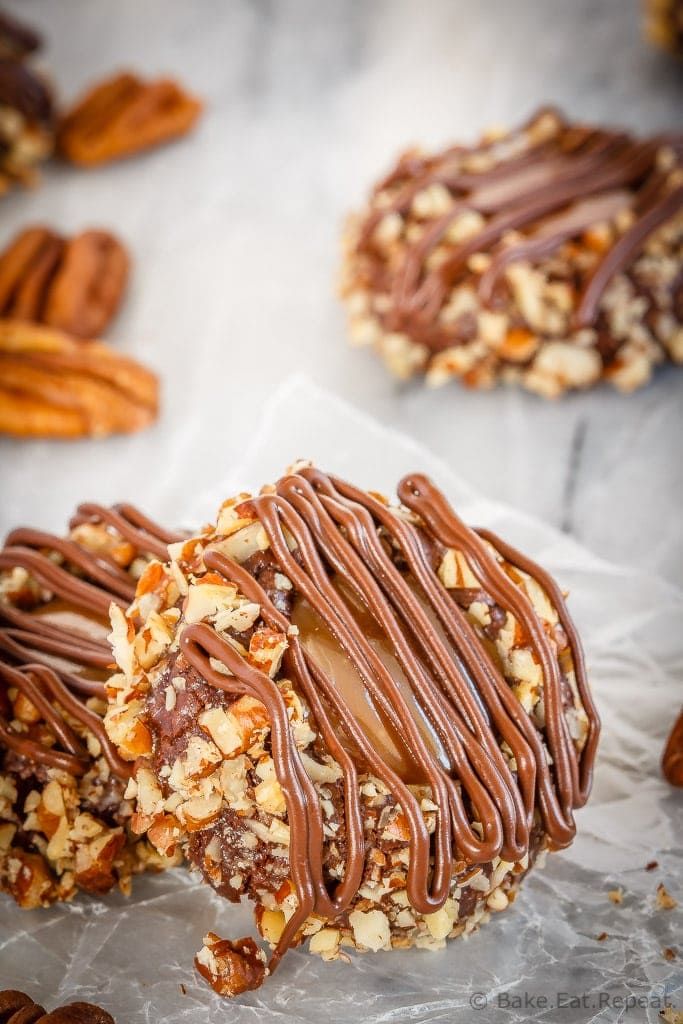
[292,576,448,782]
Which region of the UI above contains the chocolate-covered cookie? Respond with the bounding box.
[104,464,600,994]
[0,503,183,907]
[340,109,683,396]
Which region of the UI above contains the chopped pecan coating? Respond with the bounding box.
[0,227,129,339]
[58,71,202,167]
[0,320,158,438]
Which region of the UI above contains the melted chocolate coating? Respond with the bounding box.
[0,504,182,780]
[167,468,599,968]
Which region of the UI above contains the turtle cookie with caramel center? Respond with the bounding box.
[0,502,184,908]
[104,464,600,996]
[340,108,683,396]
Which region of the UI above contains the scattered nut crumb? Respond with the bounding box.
[646,860,659,872]
[596,932,609,942]
[607,888,624,904]
[179,983,187,995]
[663,947,677,962]
[195,931,267,997]
[656,883,678,911]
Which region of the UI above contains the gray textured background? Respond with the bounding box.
[1,0,682,584]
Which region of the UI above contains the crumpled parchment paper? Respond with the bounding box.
[1,377,681,1023]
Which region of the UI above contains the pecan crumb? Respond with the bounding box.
[194,931,267,998]
[656,883,678,911]
[596,931,609,942]
[607,888,624,905]
[663,947,677,962]
[646,860,660,872]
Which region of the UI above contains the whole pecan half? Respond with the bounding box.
[0,226,129,339]
[0,320,158,438]
[662,710,683,787]
[57,71,202,167]
[0,990,114,1024]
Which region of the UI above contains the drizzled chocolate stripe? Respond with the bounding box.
[69,503,179,558]
[0,505,182,779]
[360,109,683,344]
[574,183,683,328]
[178,468,599,970]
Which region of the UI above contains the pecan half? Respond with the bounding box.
[0,10,42,60]
[663,710,683,787]
[0,991,114,1024]
[57,71,202,167]
[0,60,54,193]
[0,320,158,438]
[0,226,130,339]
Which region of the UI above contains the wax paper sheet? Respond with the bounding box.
[1,377,681,1023]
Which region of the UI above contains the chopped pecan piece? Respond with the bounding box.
[194,932,267,997]
[663,710,683,787]
[0,226,129,339]
[0,848,57,908]
[0,59,54,193]
[57,71,202,167]
[0,9,42,60]
[0,320,159,438]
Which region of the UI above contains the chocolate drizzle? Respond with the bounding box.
[0,504,182,780]
[176,468,599,969]
[358,109,683,350]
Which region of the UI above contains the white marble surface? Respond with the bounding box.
[0,0,682,585]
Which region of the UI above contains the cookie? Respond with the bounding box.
[0,502,184,907]
[103,463,600,994]
[340,109,683,396]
